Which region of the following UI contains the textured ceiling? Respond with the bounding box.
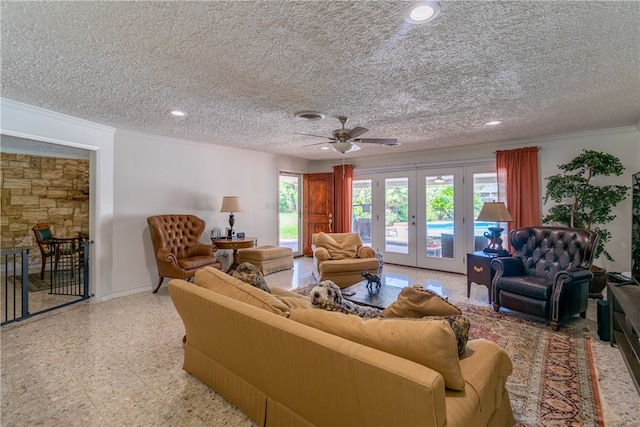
[2,1,639,160]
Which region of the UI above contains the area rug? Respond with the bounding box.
[291,284,603,427]
[459,303,603,427]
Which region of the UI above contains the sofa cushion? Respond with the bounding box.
[382,286,462,318]
[315,232,357,259]
[231,262,271,293]
[271,287,313,310]
[289,308,466,390]
[195,267,289,315]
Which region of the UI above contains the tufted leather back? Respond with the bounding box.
[509,226,599,280]
[147,214,206,259]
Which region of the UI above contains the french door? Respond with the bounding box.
[353,164,496,274]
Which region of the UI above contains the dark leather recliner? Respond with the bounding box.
[491,226,599,330]
[147,214,222,293]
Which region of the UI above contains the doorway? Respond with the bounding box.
[278,172,303,257]
[353,164,497,274]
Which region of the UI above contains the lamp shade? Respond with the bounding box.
[476,202,513,222]
[220,196,242,213]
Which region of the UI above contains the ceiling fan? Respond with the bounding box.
[296,116,400,154]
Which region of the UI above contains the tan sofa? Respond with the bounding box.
[311,232,380,287]
[169,267,516,427]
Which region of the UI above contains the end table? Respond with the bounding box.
[211,237,257,272]
[467,251,504,302]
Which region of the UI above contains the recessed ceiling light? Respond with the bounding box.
[404,1,441,24]
[170,109,186,117]
[485,120,502,126]
[321,146,330,150]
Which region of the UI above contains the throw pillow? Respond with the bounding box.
[194,267,289,316]
[231,262,270,293]
[382,286,461,318]
[271,287,313,309]
[290,308,466,390]
[315,232,357,259]
[422,315,470,357]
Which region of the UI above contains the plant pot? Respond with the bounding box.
[589,265,607,299]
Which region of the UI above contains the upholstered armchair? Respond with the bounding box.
[311,232,380,288]
[491,226,599,330]
[147,214,221,293]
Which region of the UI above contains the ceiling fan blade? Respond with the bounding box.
[302,141,329,147]
[294,132,333,140]
[356,138,400,146]
[347,126,369,139]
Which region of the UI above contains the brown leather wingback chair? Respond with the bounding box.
[147,214,221,293]
[491,226,599,330]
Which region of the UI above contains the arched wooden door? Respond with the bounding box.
[302,173,334,256]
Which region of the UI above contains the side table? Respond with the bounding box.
[466,251,503,302]
[211,238,257,272]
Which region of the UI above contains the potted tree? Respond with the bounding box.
[543,149,629,298]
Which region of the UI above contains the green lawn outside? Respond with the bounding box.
[279,212,298,239]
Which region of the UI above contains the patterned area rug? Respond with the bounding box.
[459,303,603,427]
[291,285,603,427]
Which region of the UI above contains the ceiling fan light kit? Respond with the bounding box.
[332,142,359,154]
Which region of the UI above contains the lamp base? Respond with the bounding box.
[482,247,510,257]
[483,226,509,256]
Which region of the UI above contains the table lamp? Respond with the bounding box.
[220,196,242,239]
[476,201,513,256]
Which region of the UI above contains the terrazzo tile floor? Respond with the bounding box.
[2,257,639,426]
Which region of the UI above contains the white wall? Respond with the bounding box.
[318,127,640,272]
[111,129,312,296]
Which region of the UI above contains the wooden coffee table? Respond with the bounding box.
[341,276,447,310]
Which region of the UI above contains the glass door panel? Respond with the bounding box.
[471,170,500,252]
[378,172,415,266]
[425,174,454,259]
[278,172,302,256]
[417,168,465,273]
[352,179,372,247]
[385,176,409,253]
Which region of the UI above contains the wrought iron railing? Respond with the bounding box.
[1,249,29,325]
[1,241,92,326]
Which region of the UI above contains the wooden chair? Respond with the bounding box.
[32,223,82,279]
[147,214,222,293]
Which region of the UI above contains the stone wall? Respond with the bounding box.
[1,153,89,271]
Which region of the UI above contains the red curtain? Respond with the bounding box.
[332,164,354,232]
[496,147,541,229]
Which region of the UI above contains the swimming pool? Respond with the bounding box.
[427,221,497,236]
